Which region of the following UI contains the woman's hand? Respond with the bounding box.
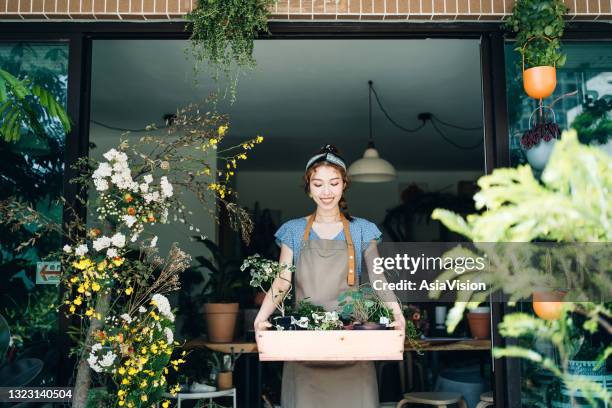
[389,312,406,332]
[254,318,272,332]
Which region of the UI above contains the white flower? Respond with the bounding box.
[379,316,390,326]
[91,343,102,352]
[144,174,153,184]
[87,354,103,373]
[93,236,112,251]
[111,233,126,248]
[120,313,132,324]
[75,244,88,257]
[160,208,169,223]
[151,294,174,322]
[139,306,146,313]
[130,233,139,243]
[164,327,174,344]
[150,236,158,248]
[139,183,149,193]
[63,245,72,254]
[93,178,109,192]
[122,215,137,228]
[103,148,119,161]
[93,162,112,178]
[160,176,173,198]
[106,248,118,258]
[99,351,116,368]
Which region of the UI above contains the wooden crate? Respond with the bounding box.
[256,330,405,361]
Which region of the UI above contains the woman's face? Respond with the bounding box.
[308,165,345,211]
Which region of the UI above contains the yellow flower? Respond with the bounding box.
[125,287,133,295]
[118,367,126,375]
[218,125,228,136]
[118,390,125,397]
[72,258,92,270]
[118,401,125,407]
[122,378,129,385]
[140,379,147,388]
[256,135,264,143]
[77,285,85,294]
[73,297,82,306]
[85,308,94,316]
[70,276,79,283]
[209,138,218,145]
[97,260,107,271]
[162,401,170,408]
[91,282,100,292]
[112,257,124,267]
[69,305,76,313]
[140,347,147,355]
[140,395,148,402]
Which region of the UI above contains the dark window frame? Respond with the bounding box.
[1,20,611,407]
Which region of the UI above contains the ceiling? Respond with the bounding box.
[91,39,486,171]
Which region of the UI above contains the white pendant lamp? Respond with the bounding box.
[348,81,397,183]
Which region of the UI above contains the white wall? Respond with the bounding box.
[236,170,483,229]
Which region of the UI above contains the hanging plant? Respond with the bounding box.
[505,0,568,99]
[186,0,274,102]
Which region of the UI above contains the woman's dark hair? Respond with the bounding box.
[303,144,353,221]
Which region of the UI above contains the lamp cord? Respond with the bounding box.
[370,83,426,133]
[369,81,483,150]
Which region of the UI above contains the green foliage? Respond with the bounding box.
[570,97,612,145]
[431,130,611,407]
[186,0,273,102]
[432,130,611,242]
[0,68,71,142]
[194,237,245,303]
[0,314,9,364]
[505,0,567,68]
[337,284,393,325]
[241,253,295,316]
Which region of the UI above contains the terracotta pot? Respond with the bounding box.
[217,371,233,390]
[204,303,239,343]
[532,291,565,320]
[523,66,557,99]
[467,312,490,339]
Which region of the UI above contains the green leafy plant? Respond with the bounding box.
[241,254,295,317]
[194,236,245,303]
[430,130,611,407]
[0,313,44,387]
[505,0,568,68]
[337,284,393,326]
[0,68,71,142]
[208,351,241,374]
[570,97,612,145]
[186,0,274,102]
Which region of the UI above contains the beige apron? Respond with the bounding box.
[281,214,379,408]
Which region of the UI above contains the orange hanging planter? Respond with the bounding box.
[522,37,557,100]
[532,290,566,320]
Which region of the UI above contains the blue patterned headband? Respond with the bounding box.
[305,151,347,171]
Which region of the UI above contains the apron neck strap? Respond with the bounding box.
[302,212,356,287]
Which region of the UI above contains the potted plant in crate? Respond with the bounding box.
[337,284,394,330]
[194,237,244,343]
[505,0,567,100]
[241,254,296,330]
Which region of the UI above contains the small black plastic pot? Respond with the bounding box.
[353,322,388,330]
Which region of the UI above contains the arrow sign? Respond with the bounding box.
[36,261,61,285]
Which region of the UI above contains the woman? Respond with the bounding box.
[254,144,405,408]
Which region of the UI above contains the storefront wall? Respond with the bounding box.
[0,6,610,407]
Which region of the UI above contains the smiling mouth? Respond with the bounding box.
[320,198,334,203]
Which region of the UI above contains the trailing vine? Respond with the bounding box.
[186,0,274,102]
[505,0,568,68]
